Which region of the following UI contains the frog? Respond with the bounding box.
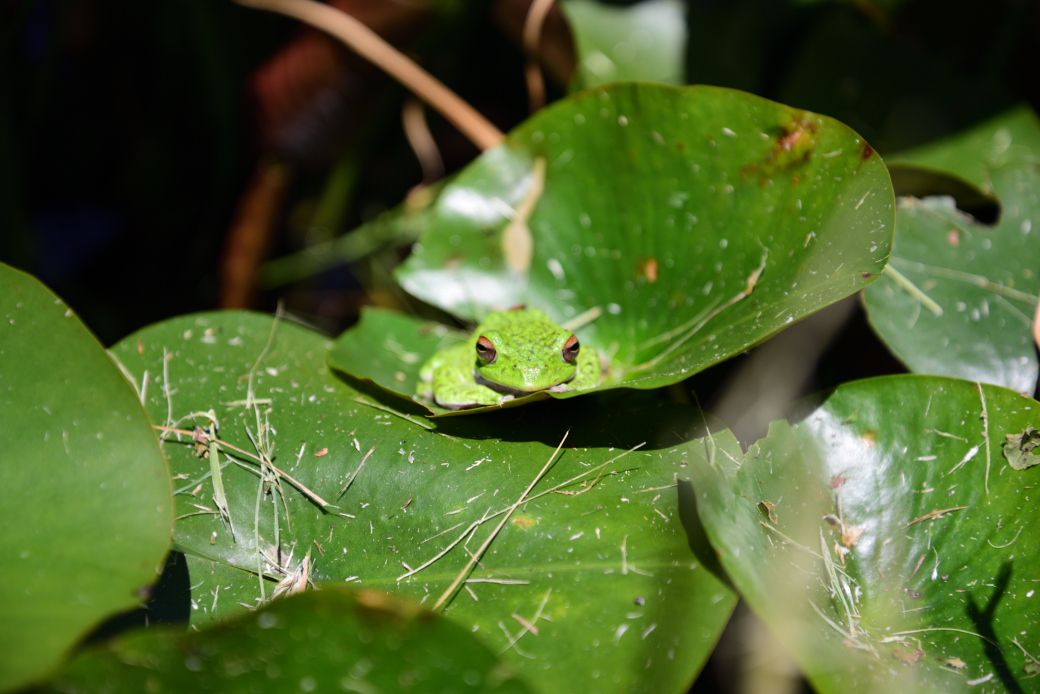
[416,307,602,409]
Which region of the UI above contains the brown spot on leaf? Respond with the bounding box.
[947,229,960,247]
[777,129,802,151]
[758,500,778,524]
[753,118,819,180]
[894,647,924,665]
[637,257,658,283]
[861,430,876,447]
[862,272,873,279]
[315,448,328,457]
[861,143,874,160]
[841,526,864,547]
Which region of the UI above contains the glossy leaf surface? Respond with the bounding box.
[43,589,532,694]
[0,263,172,692]
[864,107,1040,394]
[329,306,466,406]
[382,83,893,410]
[561,0,686,88]
[111,311,737,693]
[690,375,1040,693]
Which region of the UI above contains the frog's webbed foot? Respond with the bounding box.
[498,394,515,404]
[547,384,570,393]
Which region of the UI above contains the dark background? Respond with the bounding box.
[3,0,1039,690]
[3,0,1038,344]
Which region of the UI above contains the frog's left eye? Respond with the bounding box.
[476,336,497,364]
[562,334,580,363]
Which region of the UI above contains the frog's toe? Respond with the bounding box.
[497,394,515,405]
[548,384,570,393]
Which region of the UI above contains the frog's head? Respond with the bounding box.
[472,311,580,393]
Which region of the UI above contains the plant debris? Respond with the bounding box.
[1003,425,1040,470]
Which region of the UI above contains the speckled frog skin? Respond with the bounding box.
[416,307,601,409]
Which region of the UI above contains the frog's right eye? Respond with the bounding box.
[475,336,497,364]
[562,334,580,363]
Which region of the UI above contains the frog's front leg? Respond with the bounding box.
[433,362,513,409]
[416,358,437,401]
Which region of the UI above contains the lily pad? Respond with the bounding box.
[329,306,466,406]
[381,83,892,408]
[177,551,274,627]
[863,107,1040,394]
[42,589,533,694]
[110,310,737,694]
[0,263,172,691]
[689,375,1040,693]
[561,0,687,89]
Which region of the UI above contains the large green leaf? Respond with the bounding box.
[178,552,273,627]
[383,83,892,407]
[0,264,173,692]
[561,0,686,89]
[329,306,467,408]
[42,589,533,693]
[690,375,1040,693]
[110,310,737,693]
[864,107,1040,394]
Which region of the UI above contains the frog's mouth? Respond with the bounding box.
[473,370,576,396]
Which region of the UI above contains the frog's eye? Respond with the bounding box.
[562,334,580,363]
[475,336,497,364]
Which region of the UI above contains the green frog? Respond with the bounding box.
[416,307,602,409]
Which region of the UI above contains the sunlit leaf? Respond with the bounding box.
[356,84,894,411]
[561,0,686,88]
[864,107,1040,393]
[0,263,172,691]
[111,310,737,693]
[690,375,1040,694]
